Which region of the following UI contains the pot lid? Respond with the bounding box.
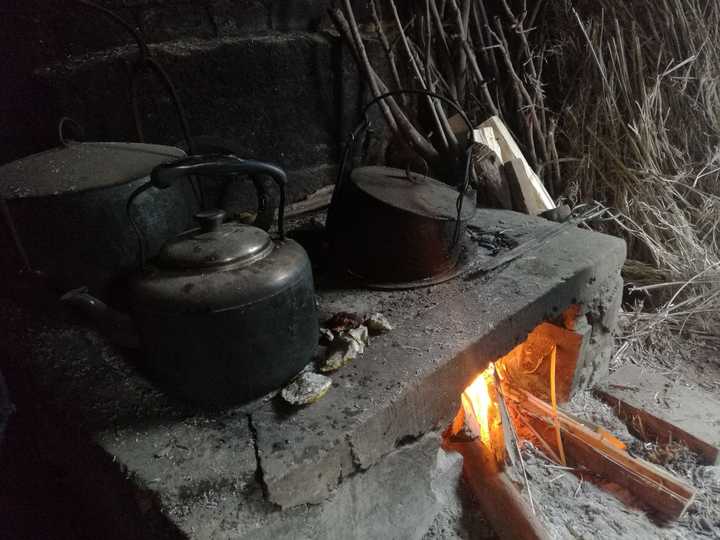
[0,141,186,200]
[350,166,475,221]
[157,210,273,269]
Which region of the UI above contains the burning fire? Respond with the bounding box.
[462,363,500,447]
[448,316,585,463]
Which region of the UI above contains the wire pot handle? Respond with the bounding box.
[361,90,474,134]
[331,89,475,245]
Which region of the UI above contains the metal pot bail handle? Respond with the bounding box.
[150,154,288,238]
[57,117,85,146]
[334,90,474,194]
[332,90,475,245]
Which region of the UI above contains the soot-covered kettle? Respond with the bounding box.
[63,155,319,407]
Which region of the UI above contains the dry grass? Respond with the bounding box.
[343,1,720,344]
[535,0,720,344]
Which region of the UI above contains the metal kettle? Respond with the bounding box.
[64,155,319,407]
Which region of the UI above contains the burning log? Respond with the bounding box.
[447,324,696,537]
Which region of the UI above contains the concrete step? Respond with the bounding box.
[31,32,361,170]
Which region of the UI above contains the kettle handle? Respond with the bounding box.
[151,155,287,238]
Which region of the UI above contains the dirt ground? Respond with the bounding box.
[424,328,720,539]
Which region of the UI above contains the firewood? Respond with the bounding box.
[474,147,512,210]
[283,185,335,218]
[501,161,530,214]
[596,364,720,465]
[481,116,555,215]
[445,115,512,209]
[472,125,502,158]
[511,388,696,521]
[444,440,551,540]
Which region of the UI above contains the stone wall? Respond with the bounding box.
[1,1,389,199]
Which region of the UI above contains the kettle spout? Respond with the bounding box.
[61,288,140,349]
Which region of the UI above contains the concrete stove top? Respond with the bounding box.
[0,209,625,539]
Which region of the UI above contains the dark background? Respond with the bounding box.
[0,0,389,189]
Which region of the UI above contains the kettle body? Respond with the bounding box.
[63,156,319,407]
[131,224,318,406]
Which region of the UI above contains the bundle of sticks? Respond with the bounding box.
[329,0,561,205]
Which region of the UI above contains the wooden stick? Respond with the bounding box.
[329,8,440,163]
[498,0,547,136]
[548,345,567,465]
[596,386,720,465]
[444,440,551,540]
[387,0,450,151]
[448,0,499,117]
[490,18,544,169]
[422,0,459,151]
[451,0,471,101]
[283,185,334,218]
[511,388,696,521]
[339,0,398,134]
[473,0,502,106]
[428,0,458,99]
[369,0,406,104]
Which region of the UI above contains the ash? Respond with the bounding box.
[422,388,717,539]
[510,390,720,539]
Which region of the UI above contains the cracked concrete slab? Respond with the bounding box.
[169,432,462,540]
[0,209,625,536]
[252,210,626,508]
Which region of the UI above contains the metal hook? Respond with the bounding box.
[57,117,85,146]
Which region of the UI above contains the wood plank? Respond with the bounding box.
[444,440,551,540]
[527,417,693,522]
[283,185,335,218]
[508,158,555,216]
[596,364,720,465]
[480,116,555,215]
[513,389,696,521]
[473,126,503,159]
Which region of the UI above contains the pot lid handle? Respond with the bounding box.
[151,154,287,238]
[195,209,226,233]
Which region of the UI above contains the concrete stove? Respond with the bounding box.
[0,209,625,539]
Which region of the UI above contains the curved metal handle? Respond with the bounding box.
[57,117,85,146]
[331,89,474,246]
[151,154,287,238]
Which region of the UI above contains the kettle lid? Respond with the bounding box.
[157,210,273,269]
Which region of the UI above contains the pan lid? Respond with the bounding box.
[350,166,475,221]
[0,141,186,200]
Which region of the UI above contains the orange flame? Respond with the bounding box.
[462,363,496,445]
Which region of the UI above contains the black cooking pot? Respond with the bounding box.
[0,141,198,300]
[328,91,476,286]
[330,166,475,283]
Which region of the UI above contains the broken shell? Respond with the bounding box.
[280,372,333,406]
[346,325,369,350]
[319,326,371,373]
[319,327,335,345]
[320,337,362,373]
[364,313,393,335]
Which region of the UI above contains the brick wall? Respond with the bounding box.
[1,1,385,198]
